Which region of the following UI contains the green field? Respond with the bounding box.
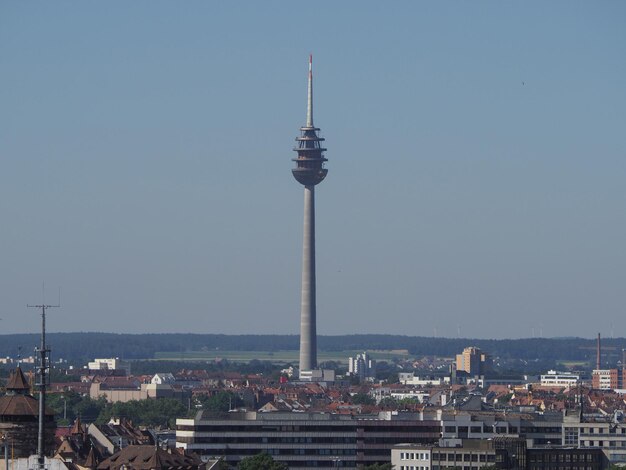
[154,349,411,364]
[556,360,589,368]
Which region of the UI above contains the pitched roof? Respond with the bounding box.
[97,445,203,470]
[6,367,30,391]
[84,447,98,469]
[0,394,39,416]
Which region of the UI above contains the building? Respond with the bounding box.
[455,347,492,376]
[0,367,55,458]
[592,369,622,391]
[87,358,131,376]
[348,352,374,381]
[176,411,440,469]
[540,370,580,387]
[392,441,608,470]
[562,411,626,465]
[526,447,607,470]
[399,373,449,386]
[291,55,328,376]
[439,411,564,447]
[392,438,525,470]
[96,445,206,470]
[87,420,153,455]
[89,381,186,404]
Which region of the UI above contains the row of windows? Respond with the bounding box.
[178,436,356,444]
[182,424,440,433]
[399,452,429,460]
[265,448,356,456]
[528,453,599,463]
[581,440,626,448]
[444,425,513,434]
[529,466,597,470]
[580,427,626,435]
[432,453,495,463]
[216,448,357,457]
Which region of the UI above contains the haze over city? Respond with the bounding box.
[1,2,625,338]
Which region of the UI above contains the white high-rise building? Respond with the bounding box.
[348,352,374,381]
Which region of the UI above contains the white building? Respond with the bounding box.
[87,357,131,375]
[392,440,503,470]
[399,373,450,386]
[540,370,580,386]
[151,373,176,385]
[348,352,374,381]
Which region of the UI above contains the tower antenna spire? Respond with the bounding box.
[28,290,60,470]
[306,54,313,128]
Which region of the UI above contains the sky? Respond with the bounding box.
[1,2,625,339]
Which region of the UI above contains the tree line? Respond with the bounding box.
[0,332,622,364]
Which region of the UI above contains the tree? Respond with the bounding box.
[238,452,288,470]
[96,398,187,428]
[351,393,375,406]
[378,397,399,408]
[362,464,393,470]
[196,391,244,413]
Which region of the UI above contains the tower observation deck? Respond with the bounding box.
[292,55,328,373]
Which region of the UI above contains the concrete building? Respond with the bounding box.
[392,438,525,470]
[347,352,374,381]
[562,411,626,465]
[540,370,580,387]
[176,411,440,469]
[292,56,328,376]
[455,347,492,376]
[439,411,564,447]
[392,441,608,470]
[526,447,607,470]
[399,373,450,386]
[89,381,185,404]
[87,358,131,376]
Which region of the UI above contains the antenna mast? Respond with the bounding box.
[27,300,59,470]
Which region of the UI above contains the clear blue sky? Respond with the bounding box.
[1,2,625,338]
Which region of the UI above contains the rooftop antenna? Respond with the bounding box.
[596,333,601,370]
[28,285,60,470]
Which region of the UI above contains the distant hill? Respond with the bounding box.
[0,333,624,365]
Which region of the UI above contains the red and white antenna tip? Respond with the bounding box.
[309,54,312,68]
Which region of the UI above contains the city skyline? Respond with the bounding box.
[1,3,625,338]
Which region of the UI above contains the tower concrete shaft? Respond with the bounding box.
[292,55,327,372]
[299,185,317,371]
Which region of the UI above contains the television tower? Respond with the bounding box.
[292,55,328,372]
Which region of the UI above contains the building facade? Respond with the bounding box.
[592,369,623,391]
[540,370,580,387]
[456,347,492,376]
[176,411,440,469]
